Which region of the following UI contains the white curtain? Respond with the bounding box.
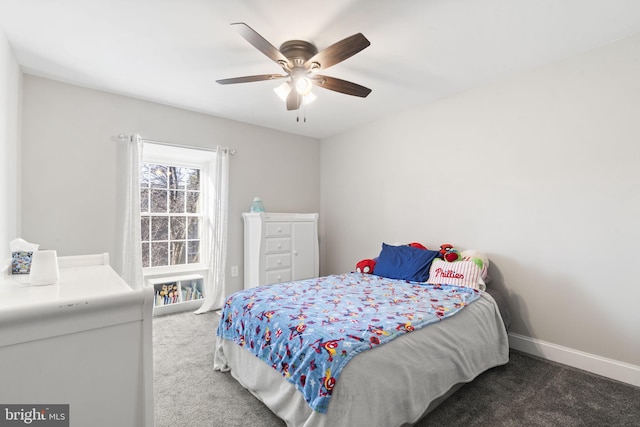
[195,146,230,314]
[120,134,144,289]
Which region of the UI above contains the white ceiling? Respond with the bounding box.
[1,1,639,139]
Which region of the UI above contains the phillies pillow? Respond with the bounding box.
[426,259,484,290]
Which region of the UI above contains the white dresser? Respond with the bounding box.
[0,254,153,427]
[243,212,319,289]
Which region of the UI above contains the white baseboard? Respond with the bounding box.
[508,332,640,388]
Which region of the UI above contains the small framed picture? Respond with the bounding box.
[11,251,33,274]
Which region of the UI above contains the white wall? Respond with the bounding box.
[320,34,640,369]
[0,25,21,264]
[20,76,320,294]
[13,24,638,381]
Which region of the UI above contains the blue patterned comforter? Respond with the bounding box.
[216,273,481,412]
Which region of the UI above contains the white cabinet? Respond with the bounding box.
[0,253,154,427]
[243,212,319,289]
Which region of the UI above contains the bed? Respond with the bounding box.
[214,244,509,427]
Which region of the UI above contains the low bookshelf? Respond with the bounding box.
[147,274,204,315]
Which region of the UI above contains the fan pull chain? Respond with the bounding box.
[296,106,307,123]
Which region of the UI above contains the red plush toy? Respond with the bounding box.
[408,242,428,250]
[356,259,376,274]
[439,243,460,262]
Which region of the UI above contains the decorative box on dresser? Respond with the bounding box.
[242,212,319,289]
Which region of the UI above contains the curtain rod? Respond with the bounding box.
[115,133,236,155]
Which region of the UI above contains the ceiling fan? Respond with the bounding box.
[216,23,372,111]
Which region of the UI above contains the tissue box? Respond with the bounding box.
[11,251,33,274]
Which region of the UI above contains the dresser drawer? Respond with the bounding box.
[265,237,291,253]
[266,253,292,270]
[266,269,291,285]
[265,222,291,237]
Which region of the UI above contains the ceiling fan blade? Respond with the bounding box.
[286,86,302,111]
[216,74,288,85]
[305,33,370,71]
[231,22,291,69]
[311,75,372,97]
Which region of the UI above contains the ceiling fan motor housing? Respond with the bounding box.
[279,40,319,69]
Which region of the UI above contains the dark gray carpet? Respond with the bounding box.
[153,311,640,427]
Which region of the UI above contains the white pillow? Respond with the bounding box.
[460,249,489,280]
[426,260,484,290]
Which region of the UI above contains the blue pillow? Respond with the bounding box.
[374,243,440,282]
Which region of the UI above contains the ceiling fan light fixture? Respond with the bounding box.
[302,92,317,105]
[295,77,313,96]
[221,24,371,111]
[274,82,291,102]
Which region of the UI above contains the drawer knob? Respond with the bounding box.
[277,227,282,232]
[277,260,282,265]
[277,244,282,249]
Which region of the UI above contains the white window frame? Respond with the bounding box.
[141,143,215,277]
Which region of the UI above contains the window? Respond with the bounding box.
[139,143,216,271]
[140,163,201,268]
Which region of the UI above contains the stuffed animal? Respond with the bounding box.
[408,242,428,250]
[439,243,453,256]
[444,249,460,262]
[439,243,460,262]
[356,259,376,274]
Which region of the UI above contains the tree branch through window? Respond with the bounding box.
[140,163,202,268]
